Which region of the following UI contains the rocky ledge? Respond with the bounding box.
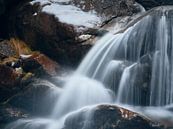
[63,105,164,129]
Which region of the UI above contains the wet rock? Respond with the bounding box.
[141,107,173,128]
[0,105,29,125]
[63,105,163,129]
[7,79,61,116]
[136,0,173,10]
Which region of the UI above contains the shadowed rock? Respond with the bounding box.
[63,105,163,129]
[136,0,173,10]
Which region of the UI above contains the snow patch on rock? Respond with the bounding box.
[42,4,101,28]
[30,0,101,28]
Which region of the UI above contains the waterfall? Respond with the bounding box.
[77,7,173,106]
[51,75,113,118]
[5,6,173,129]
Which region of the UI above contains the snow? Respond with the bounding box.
[33,13,37,16]
[30,0,71,5]
[30,0,49,5]
[78,34,92,41]
[30,0,101,28]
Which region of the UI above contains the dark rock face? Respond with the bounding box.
[136,0,173,10]
[0,0,5,15]
[63,105,163,129]
[0,0,29,38]
[0,64,22,103]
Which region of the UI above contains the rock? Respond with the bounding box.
[0,64,22,103]
[7,79,62,116]
[0,40,17,60]
[136,0,173,10]
[0,104,29,128]
[21,52,60,76]
[0,64,21,87]
[0,105,29,125]
[9,38,32,56]
[0,38,31,61]
[72,0,139,21]
[0,38,59,76]
[63,104,163,129]
[0,0,5,15]
[0,38,61,103]
[0,0,29,38]
[141,107,173,128]
[8,0,141,67]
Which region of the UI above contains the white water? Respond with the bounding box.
[51,75,113,118]
[5,6,173,129]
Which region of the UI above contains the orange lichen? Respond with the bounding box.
[119,108,136,119]
[1,57,18,65]
[9,38,32,57]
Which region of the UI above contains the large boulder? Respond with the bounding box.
[6,79,62,116]
[63,105,163,129]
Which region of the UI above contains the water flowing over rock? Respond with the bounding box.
[63,105,163,129]
[51,75,113,119]
[77,6,173,106]
[6,79,62,116]
[3,5,173,129]
[136,0,173,10]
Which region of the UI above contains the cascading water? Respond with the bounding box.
[77,6,173,106]
[5,6,173,129]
